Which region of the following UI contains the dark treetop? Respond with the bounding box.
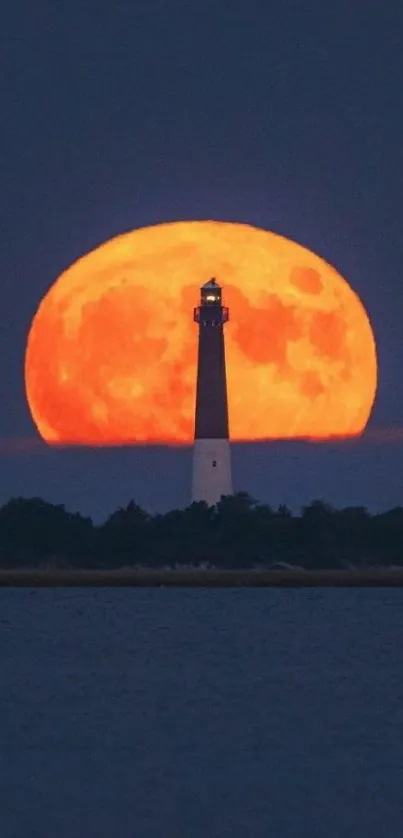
[0,493,402,571]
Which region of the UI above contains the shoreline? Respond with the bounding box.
[0,568,402,587]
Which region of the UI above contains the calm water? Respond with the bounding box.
[0,588,402,837]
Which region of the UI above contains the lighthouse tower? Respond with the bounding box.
[192,278,233,505]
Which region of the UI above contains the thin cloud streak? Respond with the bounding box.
[1,427,403,455]
[0,437,45,454]
[236,428,403,445]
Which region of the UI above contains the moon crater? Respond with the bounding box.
[290,266,323,295]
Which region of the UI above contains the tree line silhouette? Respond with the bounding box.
[0,493,401,570]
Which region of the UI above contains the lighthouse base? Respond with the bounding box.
[191,438,233,506]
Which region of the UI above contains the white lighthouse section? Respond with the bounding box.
[192,439,233,506]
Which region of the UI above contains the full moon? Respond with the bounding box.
[25,221,377,444]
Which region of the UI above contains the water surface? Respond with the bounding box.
[1,589,402,837]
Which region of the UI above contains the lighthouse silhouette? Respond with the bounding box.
[192,278,233,505]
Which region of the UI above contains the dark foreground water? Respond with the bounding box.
[1,589,402,837]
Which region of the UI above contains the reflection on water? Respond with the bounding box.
[0,588,402,837]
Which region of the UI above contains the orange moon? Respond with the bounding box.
[25,221,377,445]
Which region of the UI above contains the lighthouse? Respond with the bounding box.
[192,278,233,505]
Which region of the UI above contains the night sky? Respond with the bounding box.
[1,1,403,520]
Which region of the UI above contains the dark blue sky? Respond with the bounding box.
[1,1,403,519]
